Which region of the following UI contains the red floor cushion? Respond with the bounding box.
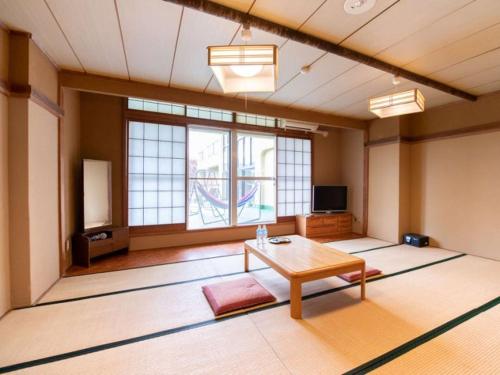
[202,277,276,315]
[338,266,382,282]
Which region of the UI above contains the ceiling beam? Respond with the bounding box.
[165,0,477,102]
[58,70,366,130]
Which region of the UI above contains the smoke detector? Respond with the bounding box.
[344,0,376,15]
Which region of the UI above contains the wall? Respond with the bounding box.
[339,129,364,233]
[313,130,340,185]
[80,92,123,227]
[410,132,500,259]
[367,143,400,243]
[28,101,59,301]
[0,26,10,316]
[61,88,81,269]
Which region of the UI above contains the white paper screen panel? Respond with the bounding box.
[128,122,186,226]
[277,137,311,217]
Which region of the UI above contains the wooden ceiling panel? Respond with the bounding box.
[292,64,382,109]
[116,0,181,85]
[406,22,500,76]
[250,0,326,29]
[46,0,127,77]
[453,65,500,91]
[341,0,471,56]
[430,48,500,83]
[266,53,356,105]
[300,0,398,44]
[316,73,394,112]
[376,0,500,67]
[170,8,239,91]
[0,0,82,70]
[469,79,500,95]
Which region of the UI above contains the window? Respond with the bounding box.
[128,98,185,116]
[128,122,186,226]
[277,137,312,216]
[236,112,276,127]
[186,105,233,122]
[188,127,230,229]
[237,133,276,225]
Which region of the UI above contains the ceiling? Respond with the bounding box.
[1,0,500,120]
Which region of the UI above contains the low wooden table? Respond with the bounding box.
[244,235,366,319]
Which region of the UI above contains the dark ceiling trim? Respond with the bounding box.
[164,0,477,102]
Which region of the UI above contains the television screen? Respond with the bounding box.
[312,186,347,213]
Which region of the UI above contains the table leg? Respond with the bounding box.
[290,279,302,319]
[360,264,366,300]
[244,247,249,272]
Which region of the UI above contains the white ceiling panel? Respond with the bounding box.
[316,73,394,112]
[116,0,181,85]
[170,8,239,91]
[376,0,500,67]
[251,0,326,29]
[469,79,500,95]
[407,22,500,76]
[47,0,127,77]
[293,64,382,109]
[0,0,82,70]
[265,53,356,105]
[341,0,472,56]
[452,65,500,91]
[430,48,500,83]
[300,0,398,44]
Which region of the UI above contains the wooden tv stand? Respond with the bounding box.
[296,213,352,239]
[72,227,129,267]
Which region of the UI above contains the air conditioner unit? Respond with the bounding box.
[279,120,328,137]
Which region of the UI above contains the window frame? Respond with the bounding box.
[123,98,313,235]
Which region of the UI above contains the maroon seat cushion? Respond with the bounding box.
[202,277,276,315]
[338,266,382,282]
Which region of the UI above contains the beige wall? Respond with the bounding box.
[367,143,400,243]
[0,92,9,316]
[313,130,341,185]
[61,88,81,269]
[339,129,364,233]
[410,131,500,260]
[28,101,59,301]
[0,27,10,317]
[80,92,124,227]
[28,40,58,102]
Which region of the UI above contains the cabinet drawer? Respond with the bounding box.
[307,217,324,227]
[307,224,338,236]
[338,215,351,224]
[323,216,338,225]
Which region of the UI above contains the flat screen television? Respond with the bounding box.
[312,185,347,213]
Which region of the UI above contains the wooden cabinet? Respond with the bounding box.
[72,227,129,267]
[296,213,352,239]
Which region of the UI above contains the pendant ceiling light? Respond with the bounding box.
[369,88,425,118]
[208,44,278,93]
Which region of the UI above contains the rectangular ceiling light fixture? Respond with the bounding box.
[208,45,278,94]
[369,89,425,118]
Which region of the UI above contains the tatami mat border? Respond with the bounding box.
[0,253,465,374]
[344,295,500,374]
[21,244,399,308]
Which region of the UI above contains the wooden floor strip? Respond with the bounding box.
[0,253,465,374]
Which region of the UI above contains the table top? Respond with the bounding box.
[244,235,363,277]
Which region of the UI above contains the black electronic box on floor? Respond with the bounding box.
[403,233,429,247]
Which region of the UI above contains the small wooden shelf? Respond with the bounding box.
[72,227,129,267]
[296,213,352,239]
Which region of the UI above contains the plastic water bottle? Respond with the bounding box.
[262,225,268,243]
[256,225,262,246]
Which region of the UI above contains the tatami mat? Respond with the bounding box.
[325,237,394,253]
[0,245,460,366]
[373,306,500,374]
[39,237,384,304]
[11,254,500,374]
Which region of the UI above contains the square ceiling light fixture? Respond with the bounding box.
[208,45,278,94]
[369,89,425,118]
